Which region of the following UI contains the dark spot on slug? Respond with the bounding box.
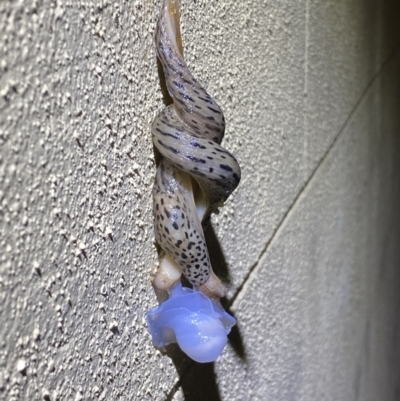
[207,106,222,114]
[179,92,195,102]
[186,155,206,163]
[173,80,184,89]
[198,96,213,104]
[190,141,206,149]
[220,164,233,172]
[157,139,180,154]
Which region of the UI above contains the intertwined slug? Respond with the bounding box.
[151,0,241,301]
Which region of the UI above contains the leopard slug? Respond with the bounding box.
[151,0,241,300]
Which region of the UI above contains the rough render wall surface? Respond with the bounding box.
[1,0,400,400]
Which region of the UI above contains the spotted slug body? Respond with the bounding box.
[152,0,241,299]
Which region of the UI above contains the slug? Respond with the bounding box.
[151,0,241,300]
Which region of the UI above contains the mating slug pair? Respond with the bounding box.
[146,0,241,362]
[147,0,240,362]
[151,0,241,299]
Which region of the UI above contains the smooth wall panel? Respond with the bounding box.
[212,47,400,401]
[304,0,400,171]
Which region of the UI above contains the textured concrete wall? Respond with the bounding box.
[1,0,400,400]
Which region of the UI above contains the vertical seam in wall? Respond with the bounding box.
[228,40,400,310]
[303,0,310,180]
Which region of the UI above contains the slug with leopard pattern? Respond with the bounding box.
[146,0,241,363]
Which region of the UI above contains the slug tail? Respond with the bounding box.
[165,0,183,56]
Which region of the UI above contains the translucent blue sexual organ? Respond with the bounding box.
[147,283,236,363]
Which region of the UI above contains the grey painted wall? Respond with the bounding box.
[1,0,400,400]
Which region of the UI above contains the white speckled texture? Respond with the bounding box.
[1,1,400,401]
